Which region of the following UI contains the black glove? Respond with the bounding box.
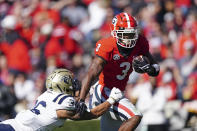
[72,79,81,91]
[145,65,154,74]
[75,99,87,116]
[132,56,150,73]
[146,64,160,76]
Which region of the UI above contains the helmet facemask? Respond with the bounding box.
[112,28,138,48]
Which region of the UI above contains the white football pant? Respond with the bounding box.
[89,82,142,131]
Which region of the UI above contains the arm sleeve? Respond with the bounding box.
[140,36,149,55]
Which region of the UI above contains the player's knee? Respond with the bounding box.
[127,110,143,122]
[128,115,142,124]
[119,115,142,131]
[133,115,142,122]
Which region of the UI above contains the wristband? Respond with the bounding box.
[107,97,116,105]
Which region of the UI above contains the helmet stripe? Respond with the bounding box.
[124,13,131,28]
[57,84,63,92]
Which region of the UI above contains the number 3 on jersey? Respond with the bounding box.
[116,62,131,80]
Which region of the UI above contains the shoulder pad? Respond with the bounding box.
[54,95,76,111]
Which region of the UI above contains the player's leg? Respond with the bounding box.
[0,123,15,131]
[100,113,141,131]
[112,98,142,131]
[89,84,142,131]
[99,86,142,131]
[118,115,142,131]
[89,83,121,131]
[100,98,142,131]
[100,112,122,131]
[89,83,122,131]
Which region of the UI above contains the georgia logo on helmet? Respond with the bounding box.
[110,12,139,48]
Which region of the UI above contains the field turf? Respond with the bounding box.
[54,120,100,131]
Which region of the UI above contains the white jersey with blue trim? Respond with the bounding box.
[2,91,75,131]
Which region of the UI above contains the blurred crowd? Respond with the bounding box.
[0,0,196,130]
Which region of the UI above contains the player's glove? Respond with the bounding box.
[75,99,87,116]
[146,64,160,76]
[107,87,124,105]
[132,55,150,73]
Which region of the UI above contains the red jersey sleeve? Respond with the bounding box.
[94,39,113,61]
[138,35,149,55]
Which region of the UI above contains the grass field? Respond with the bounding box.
[54,120,100,131]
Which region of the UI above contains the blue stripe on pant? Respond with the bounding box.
[0,124,15,131]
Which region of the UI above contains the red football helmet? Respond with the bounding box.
[110,12,138,48]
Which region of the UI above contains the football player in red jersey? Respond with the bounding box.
[76,12,160,131]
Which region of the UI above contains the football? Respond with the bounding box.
[132,55,149,63]
[132,55,150,73]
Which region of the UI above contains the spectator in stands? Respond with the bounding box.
[60,0,88,27]
[13,72,37,111]
[0,81,16,121]
[135,77,169,131]
[159,70,177,101]
[178,40,196,80]
[174,22,197,60]
[79,0,110,36]
[0,15,32,74]
[0,51,9,86]
[182,73,197,101]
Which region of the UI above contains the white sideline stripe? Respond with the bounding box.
[124,13,130,28]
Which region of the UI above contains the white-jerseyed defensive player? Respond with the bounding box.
[0,68,123,131]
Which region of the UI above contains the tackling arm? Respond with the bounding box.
[71,87,123,120]
[57,103,111,120]
[70,101,111,120]
[56,110,76,119]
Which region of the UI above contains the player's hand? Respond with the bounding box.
[132,55,150,73]
[107,88,124,105]
[75,100,87,116]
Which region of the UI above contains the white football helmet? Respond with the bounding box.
[46,68,80,96]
